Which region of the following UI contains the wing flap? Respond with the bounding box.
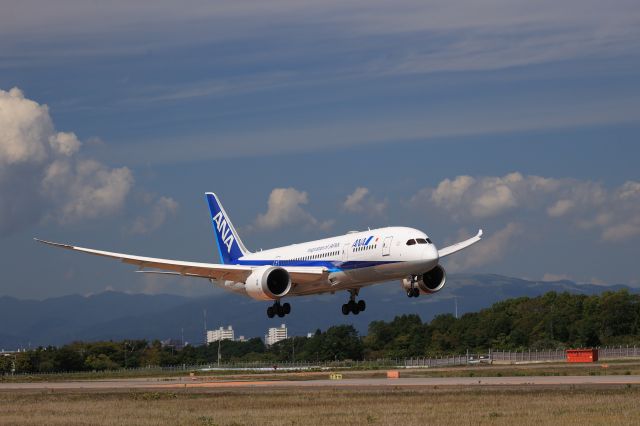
[438,229,483,258]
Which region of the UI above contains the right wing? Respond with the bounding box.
[438,229,483,258]
[35,239,327,284]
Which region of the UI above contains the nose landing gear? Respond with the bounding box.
[342,289,366,315]
[267,300,291,318]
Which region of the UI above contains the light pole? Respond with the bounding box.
[217,338,221,367]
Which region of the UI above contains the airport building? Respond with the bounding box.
[265,324,288,346]
[206,326,235,344]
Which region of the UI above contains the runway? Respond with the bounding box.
[2,375,640,390]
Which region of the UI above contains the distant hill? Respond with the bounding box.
[0,274,635,350]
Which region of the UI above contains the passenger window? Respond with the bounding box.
[406,239,416,245]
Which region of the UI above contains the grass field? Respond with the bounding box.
[1,386,639,425]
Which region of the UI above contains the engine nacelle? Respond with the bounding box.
[402,265,447,294]
[245,266,292,300]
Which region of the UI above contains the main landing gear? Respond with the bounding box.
[267,300,291,318]
[407,276,420,298]
[342,289,366,315]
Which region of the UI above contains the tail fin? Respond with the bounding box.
[205,193,249,264]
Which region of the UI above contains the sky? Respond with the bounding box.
[1,0,639,299]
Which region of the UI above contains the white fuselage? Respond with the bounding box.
[218,226,439,296]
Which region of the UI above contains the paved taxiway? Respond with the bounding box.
[2,375,640,390]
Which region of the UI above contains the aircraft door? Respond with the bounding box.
[382,236,393,256]
[341,243,350,262]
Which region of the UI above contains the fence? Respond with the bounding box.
[3,346,639,378]
[403,345,640,368]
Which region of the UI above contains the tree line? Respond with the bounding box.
[2,290,639,374]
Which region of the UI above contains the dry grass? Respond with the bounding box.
[1,386,639,425]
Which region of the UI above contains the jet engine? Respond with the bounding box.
[244,265,292,300]
[402,265,447,294]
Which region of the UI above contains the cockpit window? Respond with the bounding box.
[406,239,416,245]
[426,238,432,244]
[415,238,428,244]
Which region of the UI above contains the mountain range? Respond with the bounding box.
[0,274,634,350]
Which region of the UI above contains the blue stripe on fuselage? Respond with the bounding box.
[235,259,400,272]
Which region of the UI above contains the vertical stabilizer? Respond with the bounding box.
[205,193,249,264]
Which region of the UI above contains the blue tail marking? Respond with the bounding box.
[205,193,248,264]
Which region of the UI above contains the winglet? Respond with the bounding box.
[34,238,75,250]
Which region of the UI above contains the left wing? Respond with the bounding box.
[438,229,483,258]
[35,239,327,284]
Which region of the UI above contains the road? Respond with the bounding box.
[2,375,640,390]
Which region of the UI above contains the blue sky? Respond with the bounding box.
[1,0,639,299]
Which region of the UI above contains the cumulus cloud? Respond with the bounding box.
[0,87,175,236]
[342,187,387,216]
[131,196,179,234]
[445,223,523,271]
[413,172,640,242]
[253,187,333,231]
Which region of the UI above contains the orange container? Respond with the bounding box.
[566,349,598,363]
[387,370,400,379]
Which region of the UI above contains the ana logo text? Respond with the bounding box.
[352,236,374,247]
[212,211,235,253]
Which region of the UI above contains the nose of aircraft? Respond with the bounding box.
[426,243,439,263]
[419,242,439,269]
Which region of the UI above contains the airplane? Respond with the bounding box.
[36,193,483,318]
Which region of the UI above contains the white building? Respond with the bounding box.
[265,324,288,346]
[206,326,235,344]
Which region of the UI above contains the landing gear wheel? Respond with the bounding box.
[412,288,420,297]
[342,292,366,315]
[267,301,291,318]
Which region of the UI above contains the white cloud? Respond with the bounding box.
[414,172,640,243]
[131,196,179,234]
[430,176,475,211]
[254,187,333,231]
[0,87,51,166]
[547,199,574,217]
[0,87,174,236]
[445,222,523,271]
[49,131,81,156]
[601,218,640,243]
[41,159,133,222]
[342,187,387,216]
